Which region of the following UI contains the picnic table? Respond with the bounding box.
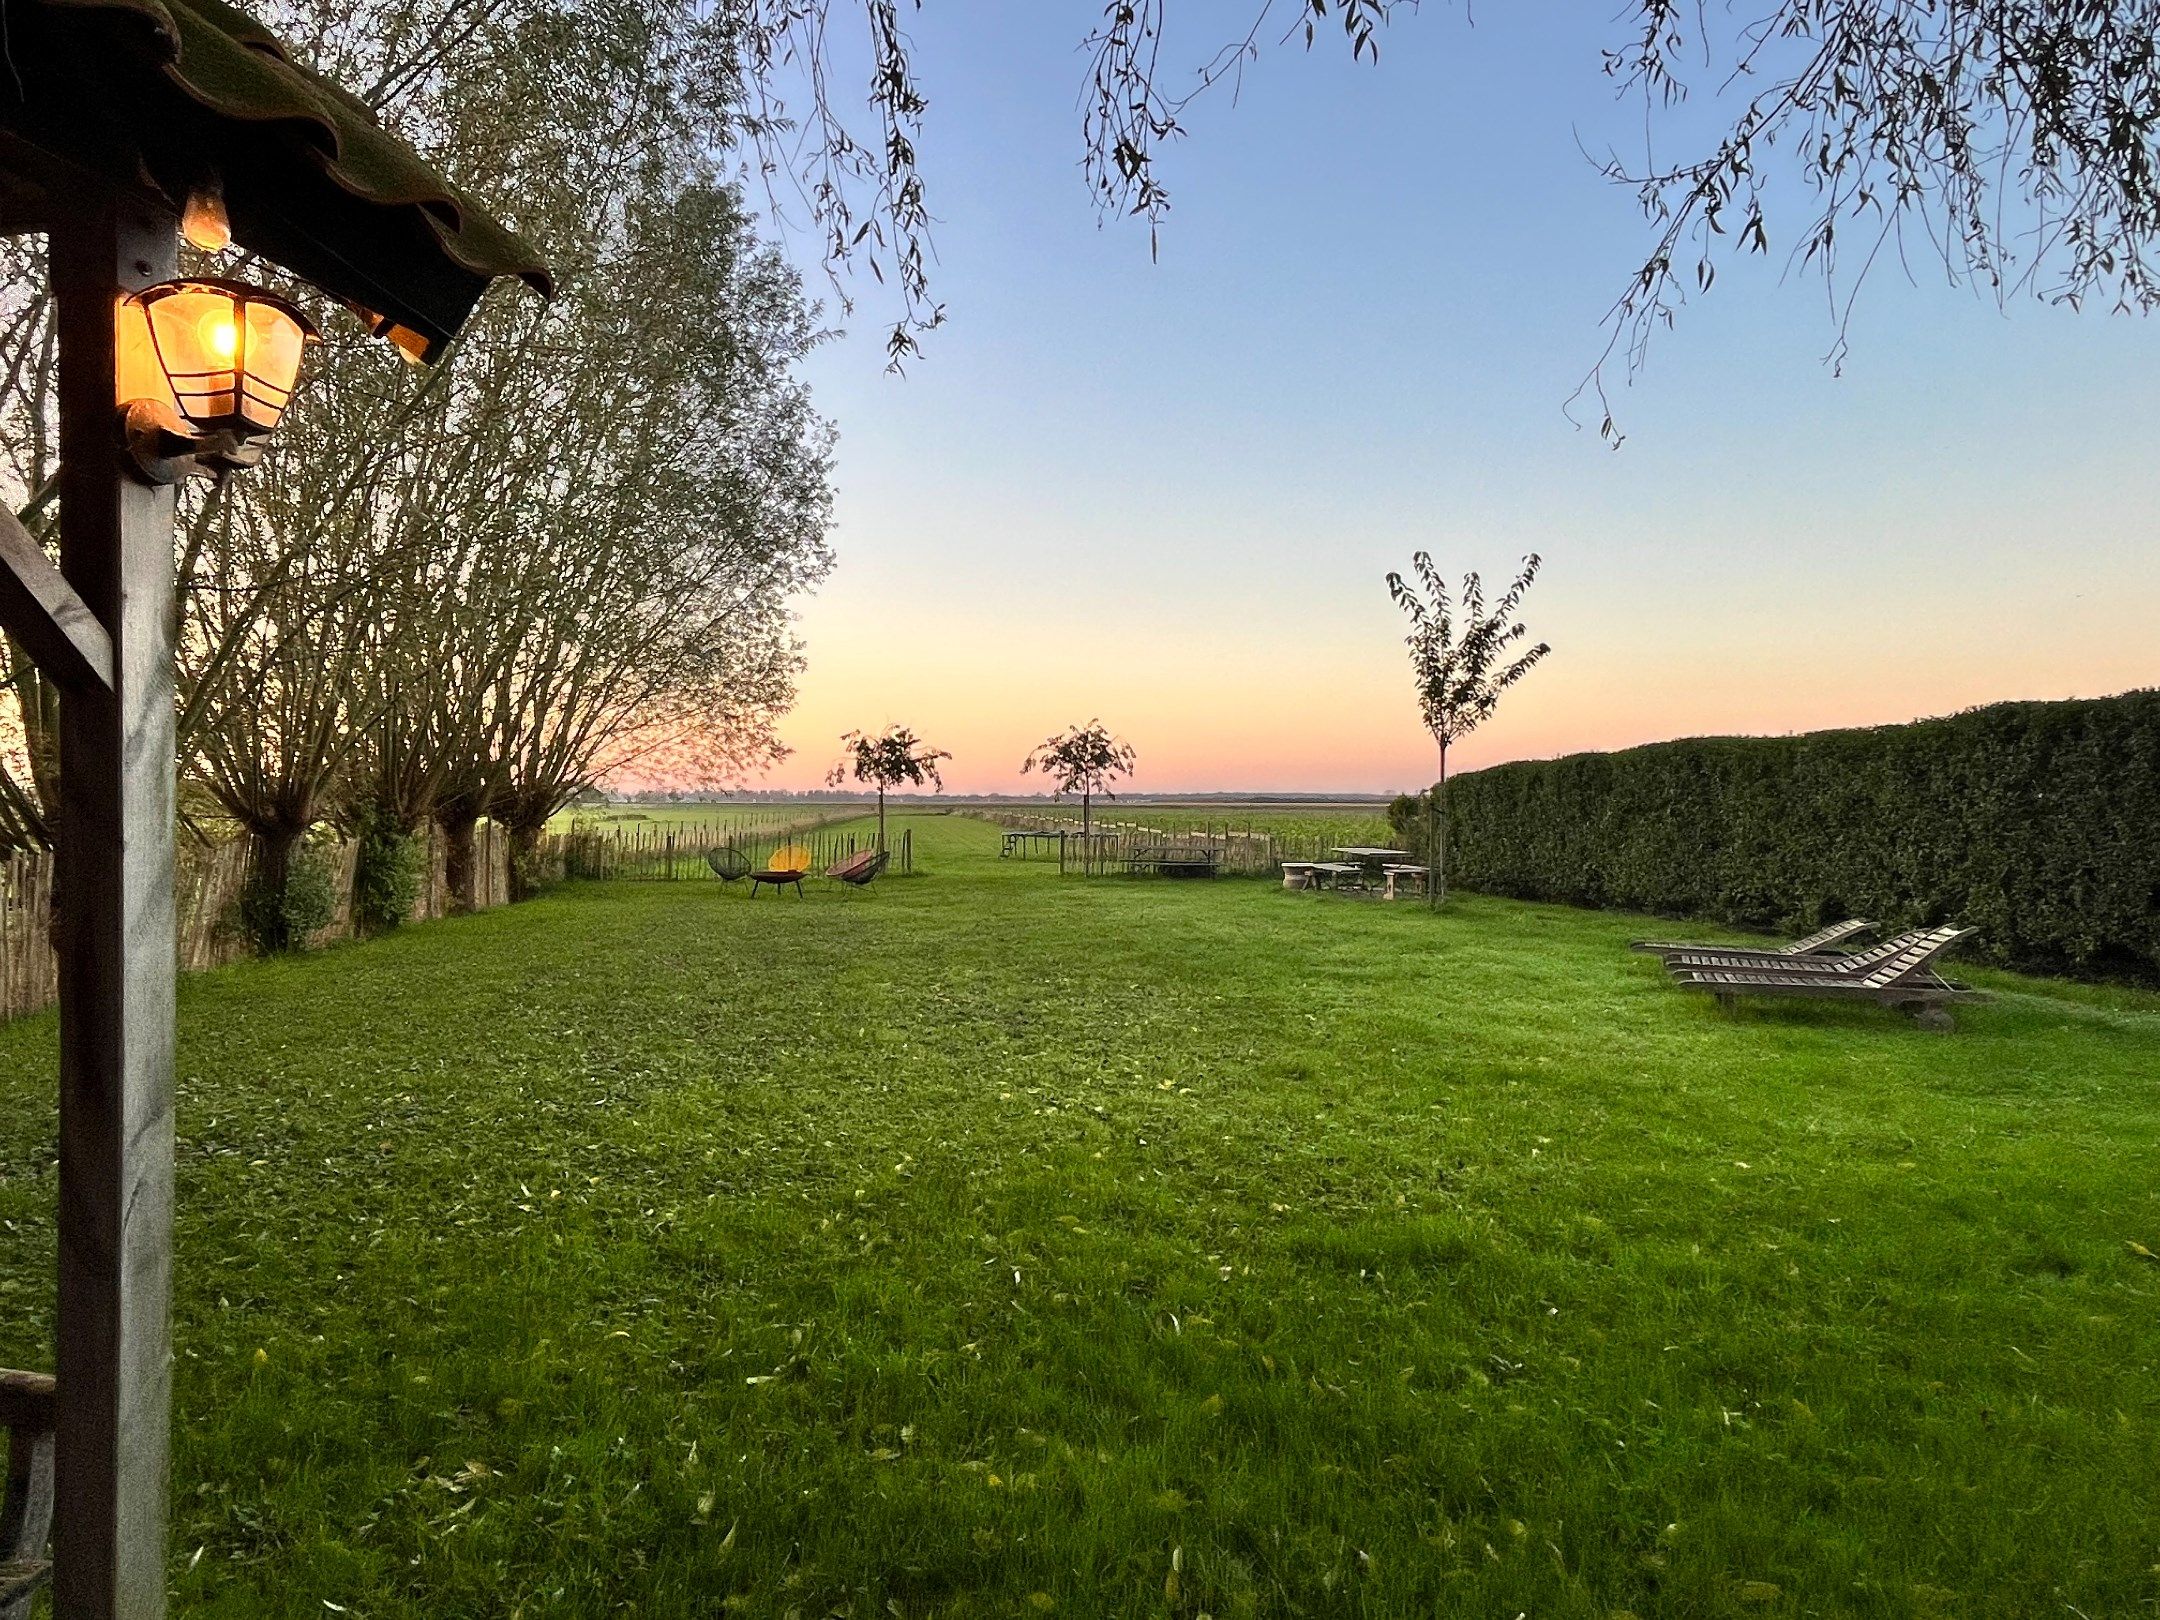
[1331,847,1410,887]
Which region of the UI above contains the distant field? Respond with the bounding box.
[984,800,1399,849]
[547,801,864,837]
[558,798,1403,850]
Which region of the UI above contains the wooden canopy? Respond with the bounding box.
[0,0,551,356]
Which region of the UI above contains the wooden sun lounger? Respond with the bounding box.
[1673,963,1986,1025]
[1662,926,1970,981]
[0,1369,55,1620]
[1671,929,1986,1025]
[1631,918,1872,958]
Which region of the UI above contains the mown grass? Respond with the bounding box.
[0,814,2154,1617]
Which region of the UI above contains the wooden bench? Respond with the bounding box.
[1124,846,1220,878]
[1382,864,1429,900]
[1309,861,1363,890]
[0,1369,55,1620]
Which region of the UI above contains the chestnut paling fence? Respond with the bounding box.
[558,814,911,881]
[969,810,1388,877]
[0,823,513,1024]
[0,810,927,1026]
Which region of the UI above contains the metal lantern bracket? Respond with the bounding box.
[119,400,261,486]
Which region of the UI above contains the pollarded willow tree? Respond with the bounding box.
[828,726,950,852]
[479,179,831,897]
[1386,553,1549,908]
[0,0,834,939]
[1022,721,1137,843]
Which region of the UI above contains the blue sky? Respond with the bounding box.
[759,3,2160,794]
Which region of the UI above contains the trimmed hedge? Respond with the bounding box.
[1390,691,2160,982]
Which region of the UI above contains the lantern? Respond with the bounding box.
[115,278,317,474]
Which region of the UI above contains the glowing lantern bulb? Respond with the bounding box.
[181,186,232,253]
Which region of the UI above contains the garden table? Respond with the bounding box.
[1330,847,1410,888]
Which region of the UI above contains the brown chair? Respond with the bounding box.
[0,1370,55,1620]
[827,849,889,886]
[1631,918,1872,958]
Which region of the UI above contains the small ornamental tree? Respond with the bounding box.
[1386,553,1550,907]
[1022,721,1137,843]
[827,725,951,851]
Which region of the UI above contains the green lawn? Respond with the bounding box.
[0,814,2154,1617]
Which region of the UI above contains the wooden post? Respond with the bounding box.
[51,195,179,1619]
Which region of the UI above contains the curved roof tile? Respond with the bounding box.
[2,0,550,357]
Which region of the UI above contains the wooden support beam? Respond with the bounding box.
[0,503,113,693]
[50,192,178,1620]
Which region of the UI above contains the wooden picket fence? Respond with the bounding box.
[0,823,512,1023]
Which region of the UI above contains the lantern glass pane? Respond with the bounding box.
[114,295,179,418]
[239,300,308,430]
[145,286,243,426]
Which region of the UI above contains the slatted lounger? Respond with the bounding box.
[1630,918,1873,957]
[1671,929,1986,1026]
[0,1369,55,1619]
[1673,963,1986,1025]
[1662,925,1970,980]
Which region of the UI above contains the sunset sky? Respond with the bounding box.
[753,5,2160,797]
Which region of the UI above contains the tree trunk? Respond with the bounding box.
[877,787,886,853]
[1430,741,1449,910]
[245,821,306,953]
[1082,788,1091,843]
[505,819,547,902]
[438,808,480,914]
